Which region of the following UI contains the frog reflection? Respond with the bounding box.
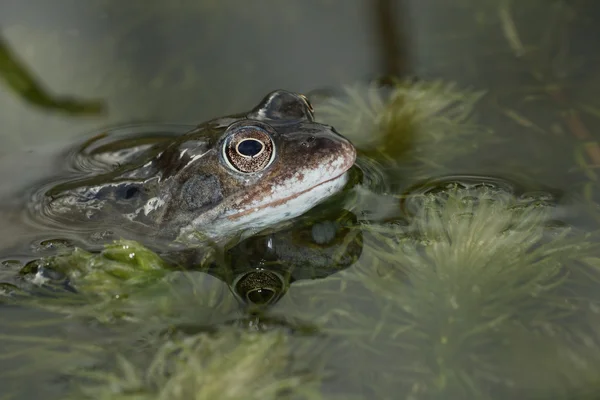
[205,208,363,307]
[13,206,362,310]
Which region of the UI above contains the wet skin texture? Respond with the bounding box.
[39,90,357,244]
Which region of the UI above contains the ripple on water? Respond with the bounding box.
[66,124,188,173]
[17,124,195,253]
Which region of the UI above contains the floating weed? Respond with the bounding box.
[11,240,239,326]
[7,192,600,398]
[68,329,328,400]
[0,314,333,399]
[277,186,600,398]
[349,187,600,397]
[1,248,333,399]
[20,239,170,297]
[312,80,491,178]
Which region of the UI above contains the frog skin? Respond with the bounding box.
[36,90,356,245]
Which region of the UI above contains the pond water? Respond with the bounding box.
[2,1,600,399]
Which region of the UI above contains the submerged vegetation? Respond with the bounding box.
[312,79,490,181]
[0,37,105,115]
[6,182,600,398]
[70,330,327,400]
[345,187,600,398]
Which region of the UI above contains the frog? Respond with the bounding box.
[33,90,357,246]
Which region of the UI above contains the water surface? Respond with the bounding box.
[2,1,600,399]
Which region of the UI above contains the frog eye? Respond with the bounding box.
[232,269,286,306]
[222,123,275,173]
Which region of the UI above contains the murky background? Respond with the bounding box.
[2,0,600,399]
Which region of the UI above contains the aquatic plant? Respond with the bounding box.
[5,177,600,399]
[10,240,186,323]
[69,329,327,400]
[0,37,105,115]
[3,249,332,399]
[312,79,492,181]
[281,185,600,398]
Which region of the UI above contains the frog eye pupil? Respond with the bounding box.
[237,139,264,157]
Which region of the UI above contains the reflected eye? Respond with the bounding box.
[232,269,286,306]
[222,123,275,173]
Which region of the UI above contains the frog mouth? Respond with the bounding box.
[226,169,350,222]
